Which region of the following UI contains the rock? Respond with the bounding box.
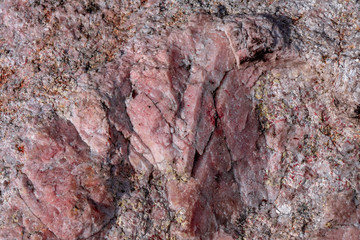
[121,14,287,238]
[19,117,114,239]
[1,0,359,239]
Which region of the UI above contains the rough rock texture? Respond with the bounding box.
[0,0,359,240]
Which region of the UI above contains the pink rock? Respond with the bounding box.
[123,14,286,238]
[213,229,235,240]
[127,93,175,171]
[322,190,358,226]
[0,0,359,239]
[195,91,216,155]
[19,118,114,240]
[265,119,289,152]
[315,227,360,240]
[65,91,110,157]
[1,7,294,239]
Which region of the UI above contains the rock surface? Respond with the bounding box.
[0,0,359,239]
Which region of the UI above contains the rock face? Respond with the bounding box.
[112,14,291,239]
[20,117,114,239]
[1,0,359,240]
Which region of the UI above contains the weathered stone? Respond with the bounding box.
[18,117,114,239]
[1,0,359,239]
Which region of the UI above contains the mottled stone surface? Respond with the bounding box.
[0,0,359,240]
[19,117,114,239]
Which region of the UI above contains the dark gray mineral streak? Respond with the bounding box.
[0,0,359,240]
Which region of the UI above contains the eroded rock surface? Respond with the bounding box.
[117,14,290,239]
[1,0,359,239]
[19,117,114,239]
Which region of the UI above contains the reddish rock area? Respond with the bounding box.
[19,117,114,239]
[2,13,289,239]
[1,0,359,240]
[114,14,290,239]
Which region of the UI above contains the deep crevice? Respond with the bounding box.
[191,150,201,177]
[241,48,273,64]
[261,14,293,47]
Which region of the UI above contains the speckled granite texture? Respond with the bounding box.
[0,0,359,239]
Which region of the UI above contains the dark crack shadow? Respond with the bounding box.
[261,14,293,47]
